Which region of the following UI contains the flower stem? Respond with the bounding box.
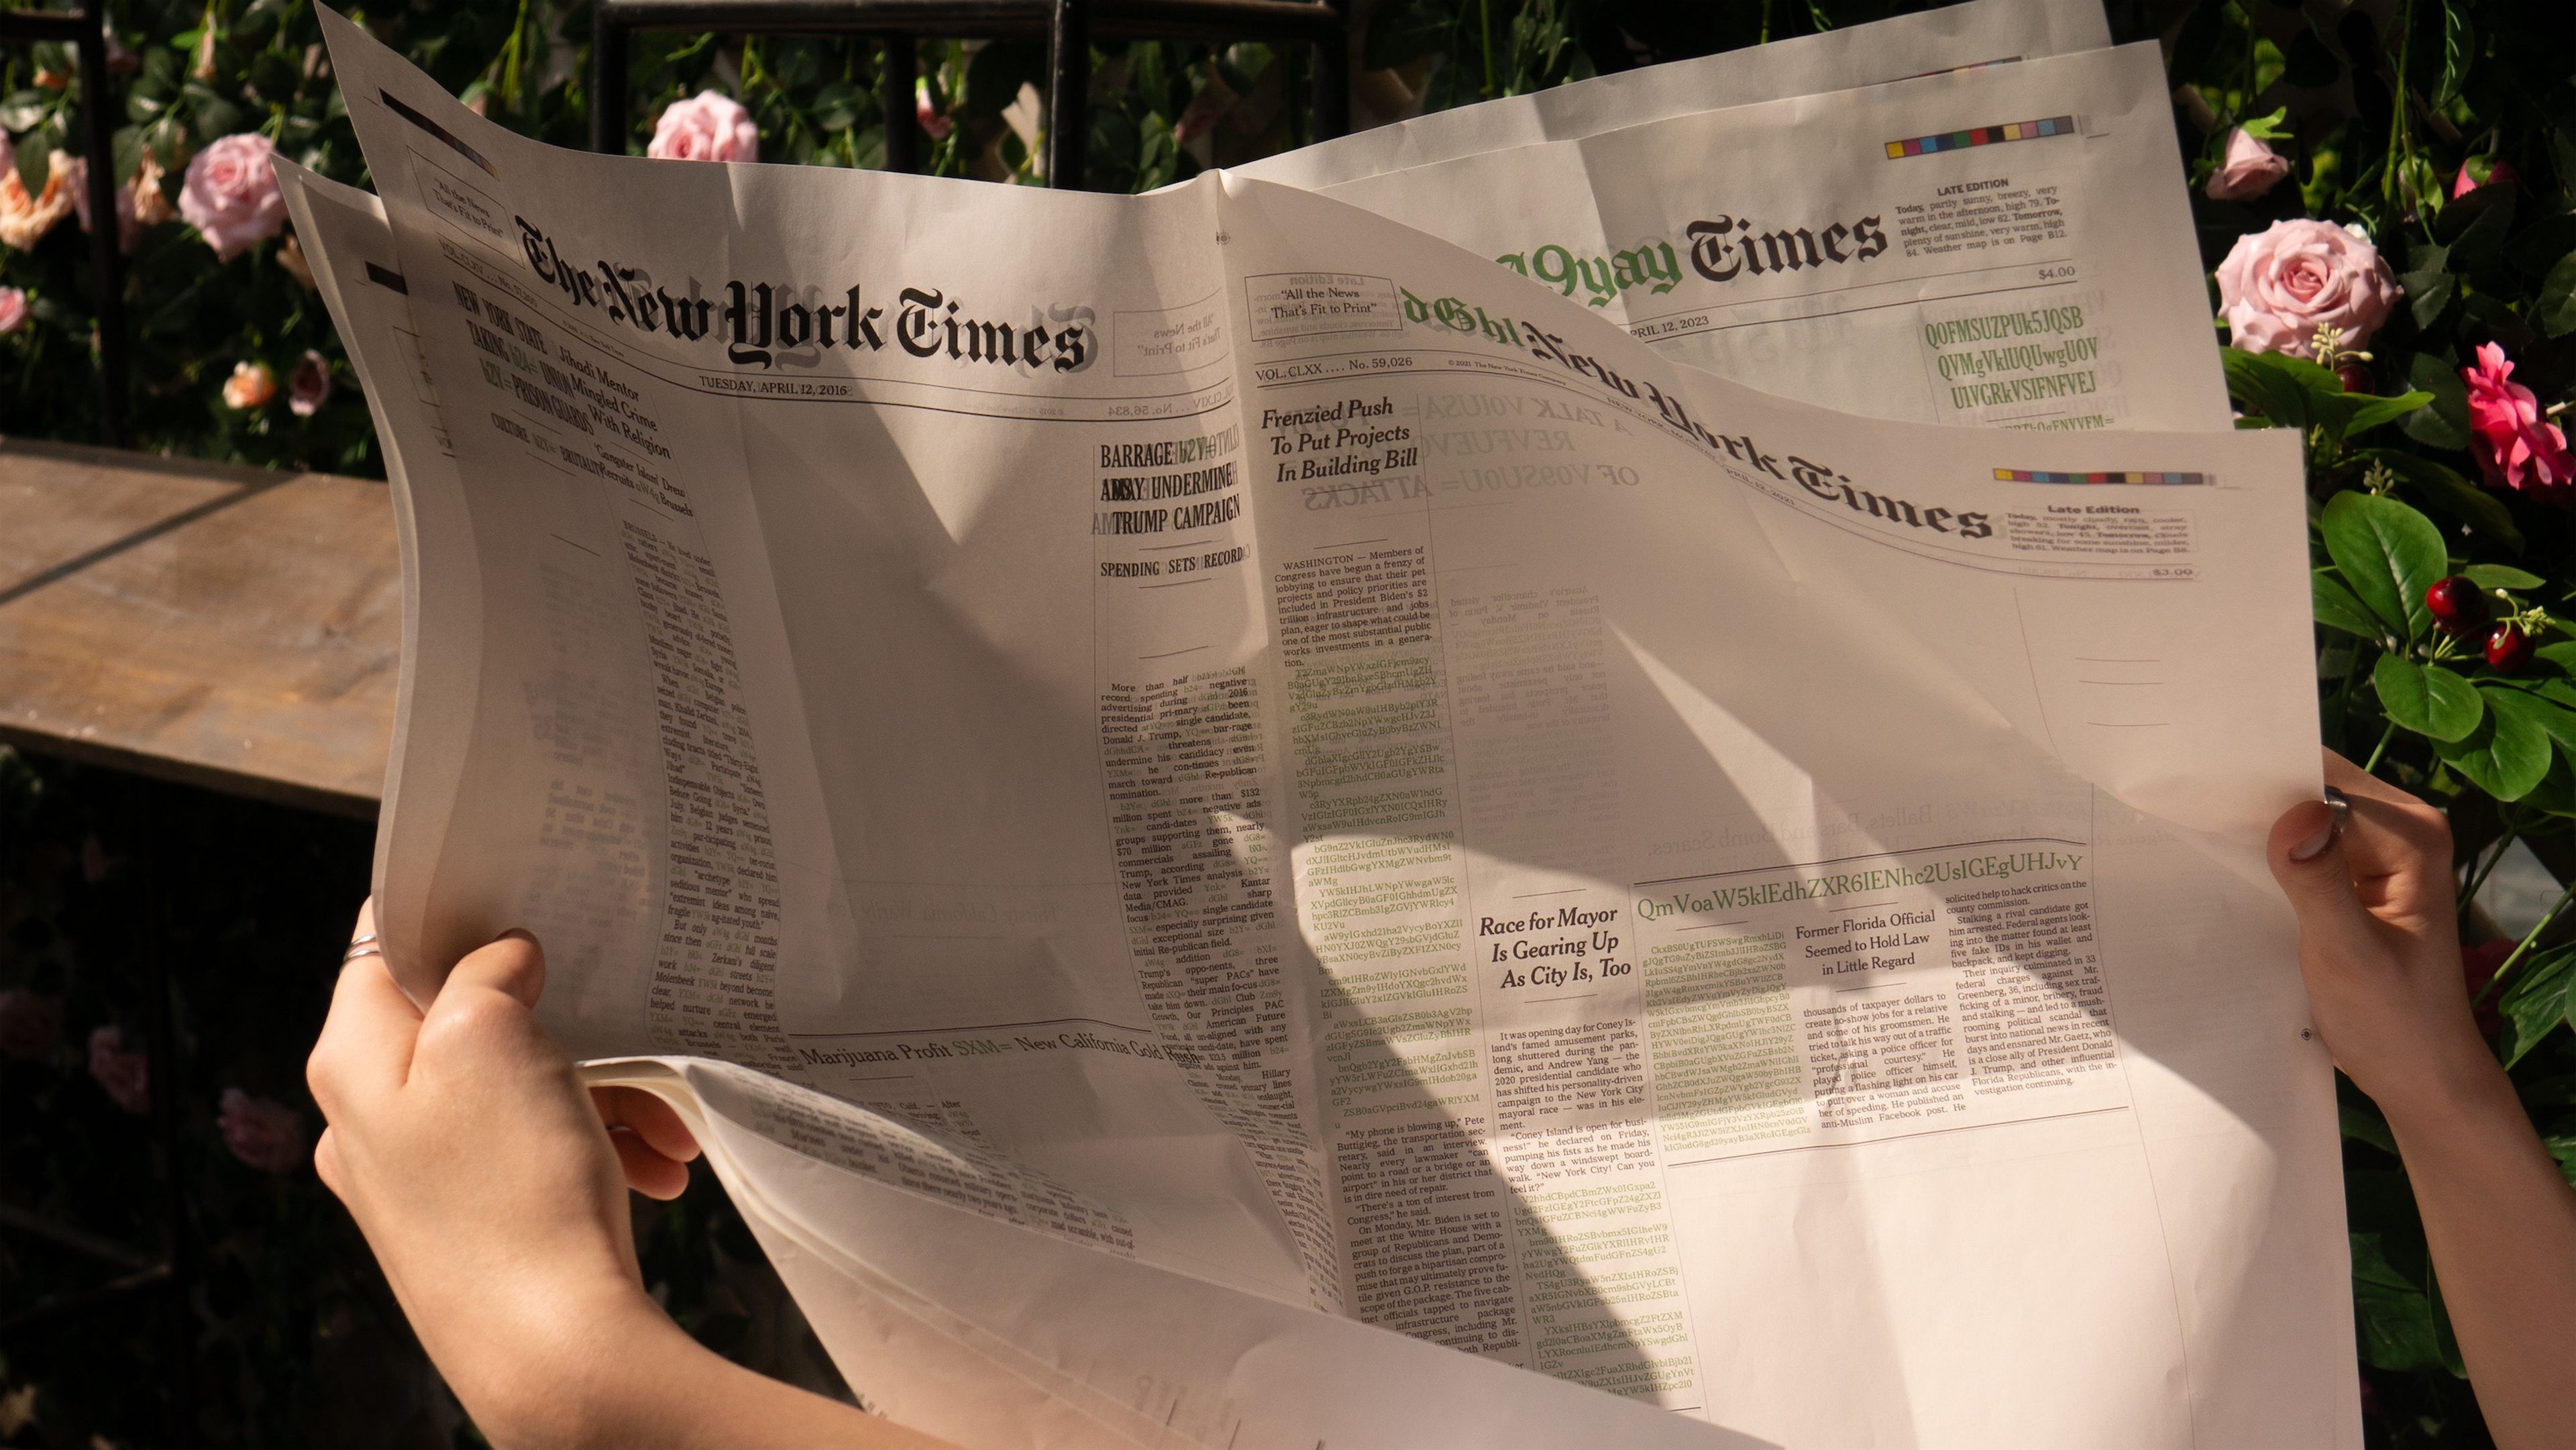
[2471,875,2576,1008]
[2362,717,2401,774]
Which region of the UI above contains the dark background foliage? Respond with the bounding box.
[1,0,2571,1445]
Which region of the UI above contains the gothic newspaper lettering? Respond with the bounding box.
[290,7,2359,1447]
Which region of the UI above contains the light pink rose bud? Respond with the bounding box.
[0,988,66,1060]
[2215,219,2400,359]
[2204,127,2290,201]
[217,1088,307,1174]
[178,133,286,261]
[87,1025,150,1114]
[287,348,331,417]
[0,286,26,336]
[222,360,277,409]
[647,91,759,163]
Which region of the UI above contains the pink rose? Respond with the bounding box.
[2216,219,2401,359]
[87,1025,150,1113]
[178,133,285,260]
[647,91,759,163]
[222,360,276,409]
[217,1088,306,1174]
[0,988,64,1059]
[915,79,952,142]
[2463,342,2573,503]
[0,286,25,335]
[288,348,331,417]
[2204,127,2290,201]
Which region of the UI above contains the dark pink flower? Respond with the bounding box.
[218,1088,306,1174]
[288,349,331,417]
[2451,159,2518,200]
[0,988,64,1059]
[87,1025,149,1113]
[2462,342,2572,502]
[0,286,25,336]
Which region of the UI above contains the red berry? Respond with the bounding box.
[2334,362,2372,395]
[2486,623,2535,674]
[2424,576,2489,637]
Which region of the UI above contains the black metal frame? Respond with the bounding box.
[591,0,1348,189]
[0,0,127,442]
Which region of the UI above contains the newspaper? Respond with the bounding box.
[1301,43,2229,433]
[1228,0,2110,191]
[292,9,2360,1447]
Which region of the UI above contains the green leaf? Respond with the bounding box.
[2434,693,2553,798]
[2314,571,2387,639]
[2432,0,2471,108]
[2498,944,2576,1068]
[2375,654,2485,741]
[2339,390,2437,439]
[2435,184,2516,273]
[2239,105,2291,141]
[2485,684,2576,760]
[2351,1232,2447,1371]
[2390,352,2473,448]
[2463,564,2548,592]
[2402,243,2456,329]
[2220,346,2320,429]
[2322,491,2448,641]
[15,115,56,191]
[2540,251,2576,339]
[2339,1100,2398,1155]
[2354,448,2523,554]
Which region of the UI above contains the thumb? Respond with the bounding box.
[441,928,547,1011]
[2267,798,2373,940]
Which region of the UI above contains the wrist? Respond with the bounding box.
[2368,1029,2518,1143]
[455,1275,694,1449]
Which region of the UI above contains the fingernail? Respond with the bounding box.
[2289,815,2336,862]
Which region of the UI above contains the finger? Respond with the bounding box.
[593,1085,702,1163]
[608,1127,694,1200]
[309,951,427,1112]
[440,929,547,1011]
[313,1125,344,1198]
[2267,798,2379,944]
[2318,753,2455,921]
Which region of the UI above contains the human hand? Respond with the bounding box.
[308,904,702,1444]
[2267,751,2498,1120]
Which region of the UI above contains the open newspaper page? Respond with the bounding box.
[305,11,2359,1447]
[1305,42,2227,431]
[1228,0,2109,191]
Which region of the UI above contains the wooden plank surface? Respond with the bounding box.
[0,437,398,817]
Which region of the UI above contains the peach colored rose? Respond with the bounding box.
[2204,127,2290,201]
[2215,219,2400,358]
[0,286,25,335]
[87,1025,149,1113]
[2463,342,2572,503]
[0,138,76,250]
[222,360,276,409]
[288,349,331,417]
[178,133,286,260]
[647,91,759,162]
[217,1088,305,1174]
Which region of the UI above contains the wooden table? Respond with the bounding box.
[0,437,398,818]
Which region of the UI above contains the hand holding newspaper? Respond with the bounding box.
[288,7,2359,1445]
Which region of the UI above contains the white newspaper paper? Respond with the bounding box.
[1229,0,2109,191]
[1306,44,2229,433]
[292,12,2360,1447]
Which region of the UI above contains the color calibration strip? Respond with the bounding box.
[1994,469,2207,485]
[1886,117,2076,158]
